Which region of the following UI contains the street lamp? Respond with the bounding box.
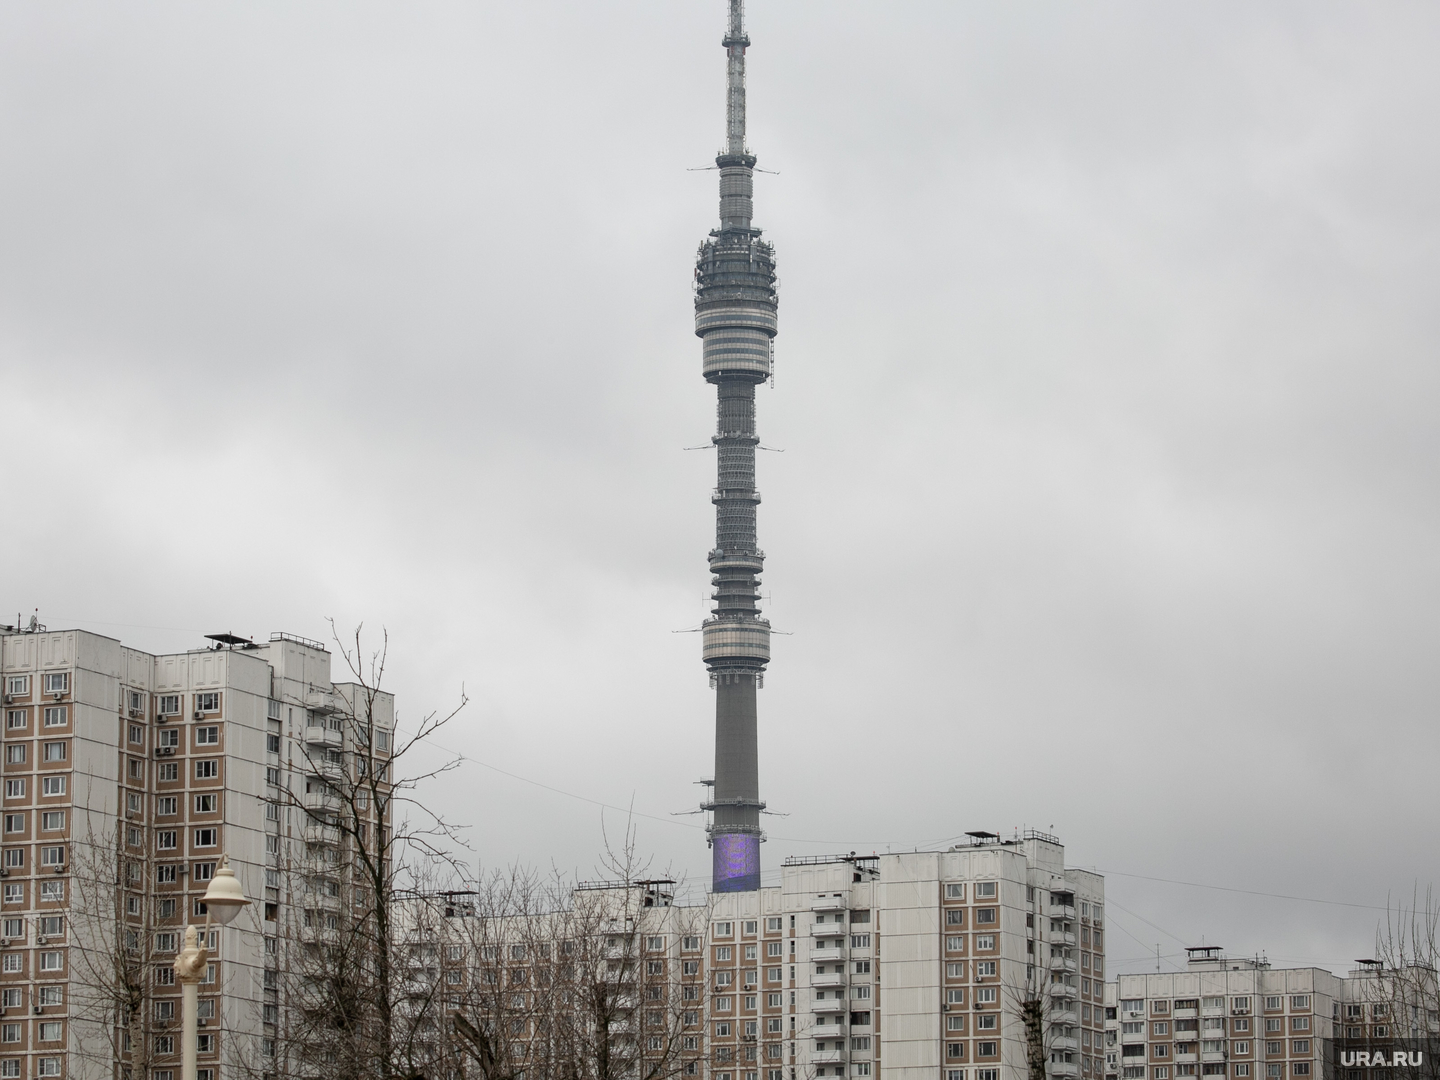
[173,855,250,1080]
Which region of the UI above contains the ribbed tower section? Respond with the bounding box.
[696,0,776,894]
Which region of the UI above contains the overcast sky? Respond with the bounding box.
[3,1,1437,976]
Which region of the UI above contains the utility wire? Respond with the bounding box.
[1096,869,1390,914]
[401,734,1402,912]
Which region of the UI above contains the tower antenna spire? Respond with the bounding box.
[723,0,749,156]
[692,0,777,893]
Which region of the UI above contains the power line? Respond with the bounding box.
[1096,868,1391,913]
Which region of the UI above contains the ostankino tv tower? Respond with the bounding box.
[694,0,778,894]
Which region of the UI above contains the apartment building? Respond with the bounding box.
[1105,949,1344,1080]
[1337,960,1439,1043]
[416,832,1105,1080]
[0,624,391,1080]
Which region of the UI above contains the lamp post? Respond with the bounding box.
[173,854,250,1080]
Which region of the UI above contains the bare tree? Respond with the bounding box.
[441,823,712,1080]
[1007,937,1059,1080]
[67,789,186,1080]
[265,622,468,1080]
[1370,890,1440,1040]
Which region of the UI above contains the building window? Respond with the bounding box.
[3,747,22,766]
[195,760,218,779]
[947,990,966,1005]
[157,831,178,851]
[976,962,996,977]
[41,708,66,727]
[38,951,61,971]
[4,677,27,697]
[40,812,63,832]
[850,934,871,948]
[40,846,64,867]
[195,794,217,814]
[975,908,996,925]
[977,1042,998,1058]
[37,1022,62,1042]
[41,742,66,763]
[0,817,20,835]
[975,882,997,898]
[41,776,65,796]
[42,673,68,695]
[194,829,218,848]
[196,726,220,747]
[2,713,22,732]
[36,1061,61,1079]
[196,693,220,713]
[158,762,178,781]
[2,886,19,906]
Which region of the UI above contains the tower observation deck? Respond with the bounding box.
[695,0,777,894]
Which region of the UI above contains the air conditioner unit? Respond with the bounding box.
[53,692,63,701]
[0,869,10,878]
[194,711,203,720]
[31,1007,40,1016]
[129,708,142,718]
[157,747,174,757]
[0,939,9,948]
[2,696,10,705]
[36,937,46,945]
[52,865,64,874]
[157,715,167,723]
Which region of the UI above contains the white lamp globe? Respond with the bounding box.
[201,855,250,926]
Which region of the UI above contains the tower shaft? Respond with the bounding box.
[696,0,776,894]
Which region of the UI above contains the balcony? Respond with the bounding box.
[1049,983,1078,1001]
[1052,1037,1080,1053]
[812,923,846,938]
[812,971,847,989]
[1051,931,1078,947]
[811,897,847,913]
[1051,904,1076,920]
[304,823,341,846]
[1049,956,1079,974]
[1049,1061,1080,1079]
[303,726,342,749]
[305,757,346,784]
[305,689,342,716]
[811,1048,847,1066]
[304,789,340,813]
[811,997,847,1014]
